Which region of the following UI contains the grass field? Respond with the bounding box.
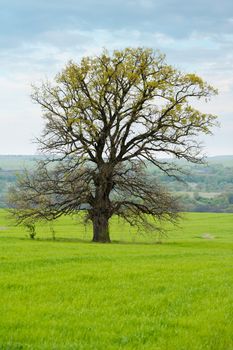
[0,210,233,349]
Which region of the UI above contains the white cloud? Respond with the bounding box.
[0,75,42,154]
[0,28,232,155]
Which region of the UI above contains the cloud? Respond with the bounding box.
[0,75,41,154]
[1,0,233,49]
[0,11,232,154]
[128,0,155,9]
[3,28,232,92]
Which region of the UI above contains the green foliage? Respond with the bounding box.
[0,210,233,349]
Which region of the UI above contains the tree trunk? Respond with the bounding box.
[91,164,113,242]
[92,213,110,243]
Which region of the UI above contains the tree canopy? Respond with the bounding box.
[8,48,218,242]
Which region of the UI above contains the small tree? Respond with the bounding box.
[24,222,37,240]
[8,48,217,242]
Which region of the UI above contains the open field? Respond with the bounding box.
[0,210,233,349]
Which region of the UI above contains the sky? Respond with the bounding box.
[0,0,232,155]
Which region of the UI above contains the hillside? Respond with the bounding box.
[0,155,42,170]
[1,155,233,211]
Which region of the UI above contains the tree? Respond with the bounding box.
[8,48,217,242]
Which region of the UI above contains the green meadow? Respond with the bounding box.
[0,210,233,350]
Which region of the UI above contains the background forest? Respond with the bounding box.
[1,155,233,213]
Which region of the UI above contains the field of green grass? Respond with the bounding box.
[0,210,233,349]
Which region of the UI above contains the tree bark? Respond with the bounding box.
[92,213,110,243]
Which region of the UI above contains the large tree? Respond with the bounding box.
[8,48,217,242]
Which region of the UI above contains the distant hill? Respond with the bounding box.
[0,155,42,170]
[205,155,233,167]
[0,155,233,211]
[0,154,233,170]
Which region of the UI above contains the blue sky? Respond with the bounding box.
[0,0,233,155]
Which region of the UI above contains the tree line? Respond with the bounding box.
[1,159,233,212]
